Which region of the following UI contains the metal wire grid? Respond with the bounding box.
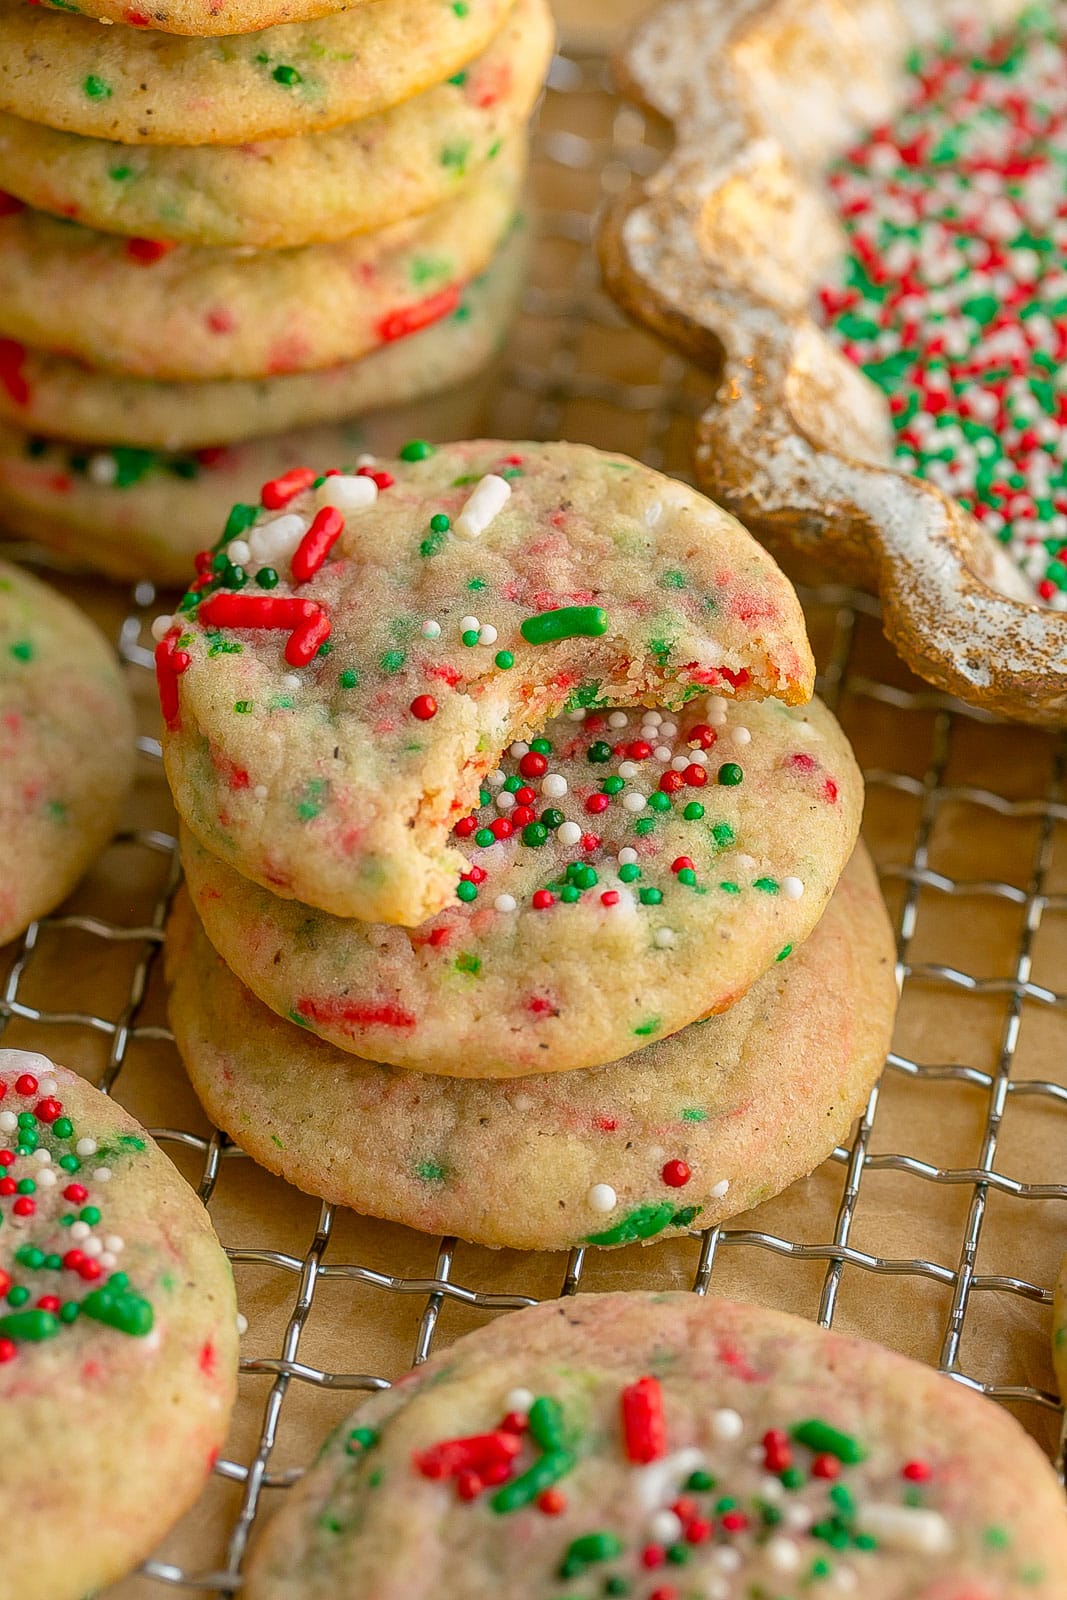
[0,47,1064,1596]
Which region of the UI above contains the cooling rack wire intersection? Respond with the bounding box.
[0,50,1064,1595]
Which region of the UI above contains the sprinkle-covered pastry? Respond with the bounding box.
[0,144,522,379]
[159,439,815,927]
[818,2,1067,605]
[0,0,511,146]
[180,692,860,1075]
[0,223,525,450]
[0,0,552,249]
[243,1290,1067,1599]
[0,558,134,944]
[0,1049,238,1600]
[39,0,373,40]
[168,846,894,1249]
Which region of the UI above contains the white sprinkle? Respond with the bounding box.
[496,792,516,813]
[712,1546,741,1572]
[618,848,639,866]
[315,473,377,514]
[32,1148,51,1164]
[281,672,302,691]
[150,613,175,641]
[104,1234,125,1253]
[98,1252,117,1270]
[76,1137,97,1157]
[688,749,709,768]
[587,1182,617,1214]
[88,451,118,485]
[236,1313,249,1336]
[781,876,804,900]
[659,721,677,737]
[478,624,498,647]
[671,754,691,771]
[784,1502,813,1531]
[654,746,673,762]
[648,1510,683,1545]
[460,615,480,633]
[618,761,640,780]
[622,792,647,813]
[854,1504,953,1554]
[731,725,751,746]
[567,708,587,721]
[708,1178,730,1200]
[736,853,757,873]
[653,928,675,949]
[557,821,582,847]
[227,539,251,566]
[510,741,529,758]
[82,1236,103,1258]
[511,1093,534,1113]
[632,1448,706,1512]
[505,1386,535,1415]
[759,1474,784,1501]
[93,1167,112,1182]
[765,1537,801,1573]
[70,1221,91,1241]
[710,1408,743,1442]
[453,473,511,540]
[486,769,506,789]
[644,710,662,726]
[608,711,629,728]
[248,512,306,568]
[494,894,517,914]
[253,784,268,801]
[0,1112,16,1134]
[421,620,442,640]
[39,1079,57,1096]
[36,1168,57,1188]
[541,774,568,799]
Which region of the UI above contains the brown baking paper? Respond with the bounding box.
[0,5,1064,1590]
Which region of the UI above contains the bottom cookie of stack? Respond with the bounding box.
[166,845,896,1253]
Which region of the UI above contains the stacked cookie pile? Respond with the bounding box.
[161,438,897,1253]
[0,0,550,582]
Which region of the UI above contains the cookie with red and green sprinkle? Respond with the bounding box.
[42,0,373,39]
[0,212,524,443]
[159,438,815,927]
[0,142,521,378]
[0,1048,238,1600]
[0,0,551,249]
[0,0,511,146]
[1055,1250,1066,1403]
[168,845,893,1248]
[817,1,1067,606]
[0,558,134,944]
[0,366,501,582]
[180,691,860,1075]
[243,1289,1067,1599]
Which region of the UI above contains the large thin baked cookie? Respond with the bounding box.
[599,0,1067,725]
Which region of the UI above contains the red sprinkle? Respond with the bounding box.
[155,628,193,730]
[34,1098,61,1123]
[600,890,620,906]
[762,1429,792,1473]
[261,466,315,510]
[585,792,610,814]
[125,237,176,265]
[721,1511,748,1533]
[811,1453,840,1480]
[531,890,554,910]
[685,1517,712,1544]
[621,1374,667,1463]
[0,1340,15,1364]
[291,505,344,583]
[627,740,652,760]
[641,1546,665,1569]
[902,1459,932,1482]
[454,817,477,837]
[12,1197,34,1217]
[537,1488,566,1515]
[661,1159,691,1188]
[683,764,708,788]
[0,191,25,217]
[688,724,716,749]
[519,751,548,779]
[410,695,438,721]
[14,1074,38,1097]
[671,857,695,874]
[358,466,394,491]
[511,805,536,827]
[377,283,461,343]
[659,771,685,794]
[489,818,512,840]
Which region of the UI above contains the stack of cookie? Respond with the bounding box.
[161,438,897,1253]
[0,0,550,583]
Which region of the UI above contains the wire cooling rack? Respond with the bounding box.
[1,47,1066,1597]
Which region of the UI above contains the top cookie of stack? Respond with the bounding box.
[0,0,551,579]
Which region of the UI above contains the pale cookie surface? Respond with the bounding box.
[0,558,134,944]
[0,223,524,449]
[0,0,510,144]
[0,376,497,583]
[168,847,894,1248]
[0,0,551,248]
[243,1290,1067,1599]
[1055,1251,1066,1403]
[0,144,522,378]
[35,0,374,39]
[159,439,815,927]
[0,1049,238,1600]
[181,692,861,1076]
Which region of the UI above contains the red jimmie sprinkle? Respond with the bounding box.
[621,1374,667,1463]
[126,237,176,265]
[196,593,331,668]
[414,1428,521,1481]
[0,338,30,407]
[291,506,344,583]
[261,466,315,510]
[377,283,461,343]
[155,628,191,732]
[0,191,25,217]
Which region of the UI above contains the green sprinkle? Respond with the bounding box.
[528,1395,566,1452]
[400,439,435,461]
[256,566,279,589]
[79,1285,154,1338]
[602,775,625,795]
[415,1160,446,1182]
[8,640,33,663]
[542,808,565,830]
[658,568,687,589]
[639,887,663,905]
[346,1426,379,1455]
[491,1450,574,1513]
[272,63,302,85]
[753,876,779,894]
[717,763,744,786]
[776,944,793,961]
[530,738,552,754]
[234,700,253,714]
[779,1467,805,1490]
[379,649,406,673]
[456,880,478,903]
[790,1419,867,1464]
[647,791,671,812]
[587,741,613,763]
[520,606,609,644]
[710,821,735,847]
[462,629,479,647]
[339,669,358,688]
[494,650,514,669]
[0,1309,60,1343]
[633,1016,660,1036]
[683,802,705,820]
[523,822,548,847]
[223,502,258,541]
[83,74,111,99]
[633,818,655,836]
[618,863,640,883]
[686,1469,715,1490]
[429,512,450,532]
[474,828,494,847]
